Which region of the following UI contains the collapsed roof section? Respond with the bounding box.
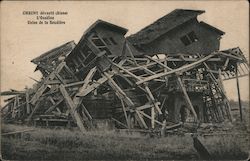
[31,41,76,77]
[127,9,224,45]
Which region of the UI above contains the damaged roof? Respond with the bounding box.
[127,9,216,45]
[82,19,128,38]
[31,41,76,64]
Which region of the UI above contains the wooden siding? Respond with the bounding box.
[140,19,221,55]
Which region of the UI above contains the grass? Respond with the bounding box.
[1,102,249,160]
[1,124,249,160]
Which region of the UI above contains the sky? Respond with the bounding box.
[0,1,249,105]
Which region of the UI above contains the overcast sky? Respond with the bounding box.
[1,1,249,105]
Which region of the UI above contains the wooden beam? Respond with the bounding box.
[120,99,129,128]
[126,41,138,65]
[136,53,216,85]
[25,91,30,114]
[45,97,65,114]
[145,55,172,71]
[135,111,148,129]
[111,117,128,128]
[235,64,243,121]
[30,62,65,105]
[144,85,162,115]
[103,72,134,107]
[81,104,92,120]
[59,85,86,133]
[203,62,232,121]
[177,76,198,121]
[139,111,163,126]
[27,100,41,122]
[111,62,143,81]
[151,106,155,128]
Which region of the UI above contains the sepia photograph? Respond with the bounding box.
[0,1,249,160]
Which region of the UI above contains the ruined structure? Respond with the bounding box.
[1,9,249,134]
[127,9,224,55]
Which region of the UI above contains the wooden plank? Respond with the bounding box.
[81,104,92,120]
[120,99,129,128]
[177,76,198,121]
[218,51,243,61]
[103,72,135,107]
[126,42,138,65]
[30,62,65,105]
[136,53,217,85]
[76,60,125,97]
[222,58,230,70]
[25,91,30,114]
[72,67,97,112]
[111,117,128,128]
[204,62,232,121]
[144,85,162,115]
[136,110,148,128]
[139,111,163,126]
[151,106,155,128]
[145,55,172,71]
[27,100,41,122]
[136,103,153,111]
[235,64,243,121]
[45,97,65,114]
[59,85,86,133]
[111,62,142,81]
[2,129,35,136]
[64,81,85,87]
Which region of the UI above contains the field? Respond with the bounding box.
[1,102,249,160]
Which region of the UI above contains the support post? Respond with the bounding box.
[59,85,86,133]
[177,75,198,122]
[235,64,243,121]
[25,91,30,114]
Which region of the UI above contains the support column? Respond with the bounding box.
[235,64,243,121]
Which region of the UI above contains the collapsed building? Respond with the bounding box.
[1,9,249,133]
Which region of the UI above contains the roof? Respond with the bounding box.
[67,20,128,60]
[127,9,205,45]
[31,41,76,64]
[82,19,128,38]
[200,21,225,35]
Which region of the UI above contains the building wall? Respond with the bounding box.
[95,26,126,56]
[141,19,221,55]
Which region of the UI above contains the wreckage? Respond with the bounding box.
[1,9,249,133]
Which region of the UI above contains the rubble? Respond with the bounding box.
[1,10,249,134]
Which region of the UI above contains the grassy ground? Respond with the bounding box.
[1,102,249,160]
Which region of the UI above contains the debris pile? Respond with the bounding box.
[1,10,249,133]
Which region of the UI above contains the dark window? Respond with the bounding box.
[188,31,198,42]
[180,36,190,46]
[92,39,105,47]
[180,31,198,46]
[109,37,117,45]
[103,38,111,45]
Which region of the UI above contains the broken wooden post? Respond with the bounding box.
[59,85,86,133]
[235,63,243,121]
[25,91,30,114]
[30,62,65,105]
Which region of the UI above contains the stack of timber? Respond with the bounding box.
[1,18,249,134]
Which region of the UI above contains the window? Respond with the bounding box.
[180,31,198,46]
[109,37,117,45]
